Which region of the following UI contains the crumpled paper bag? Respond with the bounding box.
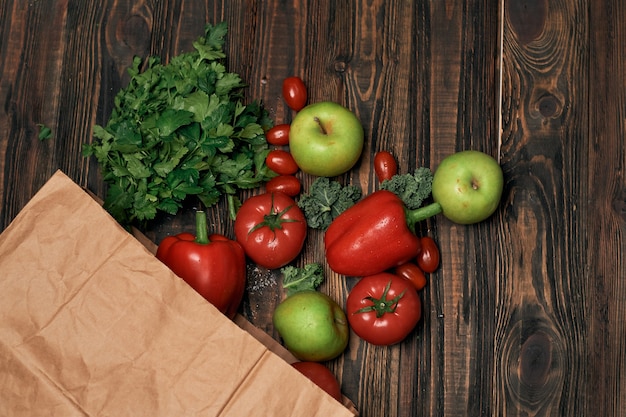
[0,170,357,417]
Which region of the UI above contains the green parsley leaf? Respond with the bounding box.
[37,124,52,141]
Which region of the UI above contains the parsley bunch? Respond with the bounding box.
[84,22,273,226]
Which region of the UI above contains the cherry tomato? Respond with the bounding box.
[266,149,299,175]
[374,151,398,182]
[265,175,301,197]
[266,124,290,146]
[291,362,342,402]
[282,76,307,111]
[394,261,427,291]
[416,236,440,273]
[234,192,307,269]
[346,272,422,346]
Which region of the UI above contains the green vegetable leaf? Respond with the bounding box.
[237,122,264,139]
[37,124,52,141]
[111,120,142,153]
[193,21,228,61]
[122,154,151,178]
[215,72,244,96]
[173,91,210,122]
[380,167,434,210]
[297,177,362,230]
[281,263,325,296]
[156,109,194,137]
[103,182,134,224]
[83,22,274,227]
[153,145,189,177]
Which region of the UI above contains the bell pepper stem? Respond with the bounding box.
[405,202,443,231]
[195,211,210,244]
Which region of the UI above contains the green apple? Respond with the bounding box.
[431,150,504,224]
[272,291,349,362]
[289,101,364,177]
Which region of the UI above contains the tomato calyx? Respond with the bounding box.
[355,279,406,318]
[248,193,300,237]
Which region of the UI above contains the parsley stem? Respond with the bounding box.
[195,211,210,244]
[227,194,238,221]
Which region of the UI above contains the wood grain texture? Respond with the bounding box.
[0,1,624,416]
[586,0,626,415]
[501,1,626,417]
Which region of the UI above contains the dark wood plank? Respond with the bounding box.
[425,1,504,416]
[501,0,586,413]
[586,0,626,415]
[501,0,625,415]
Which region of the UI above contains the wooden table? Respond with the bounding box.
[1,1,624,416]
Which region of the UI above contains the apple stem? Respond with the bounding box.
[314,117,328,135]
[405,202,442,231]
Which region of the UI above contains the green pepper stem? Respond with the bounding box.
[405,202,442,231]
[195,211,210,244]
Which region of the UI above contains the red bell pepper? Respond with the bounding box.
[156,211,246,319]
[324,190,424,277]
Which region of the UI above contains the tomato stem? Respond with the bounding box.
[248,193,300,235]
[195,211,210,244]
[356,279,406,318]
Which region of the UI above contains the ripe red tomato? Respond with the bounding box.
[265,175,301,197]
[416,236,440,273]
[234,192,307,269]
[266,149,299,175]
[394,261,427,291]
[266,124,290,146]
[374,151,398,182]
[282,76,307,111]
[346,272,422,346]
[291,361,342,402]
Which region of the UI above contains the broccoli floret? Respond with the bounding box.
[380,167,434,209]
[297,177,362,230]
[281,263,324,296]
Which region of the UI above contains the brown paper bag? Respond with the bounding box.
[0,170,357,417]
